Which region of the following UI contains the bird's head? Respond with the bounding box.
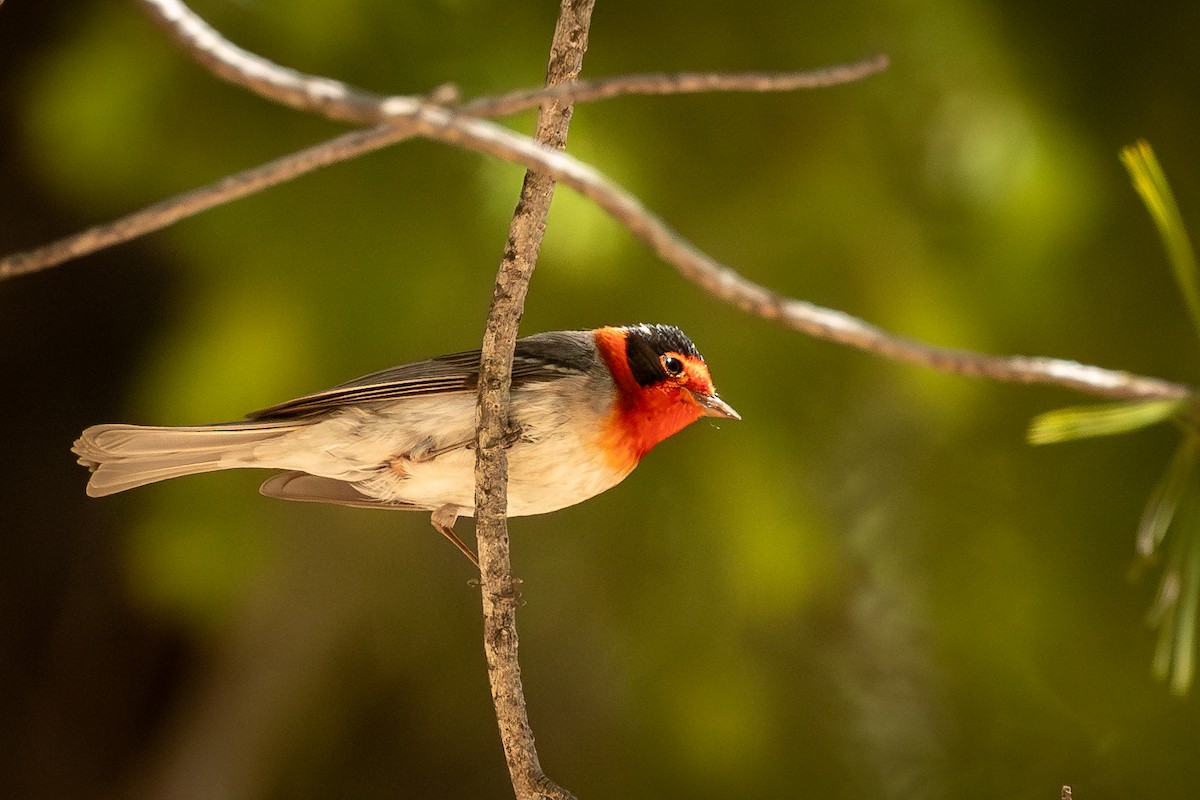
[593,324,739,466]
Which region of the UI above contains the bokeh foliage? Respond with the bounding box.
[3,1,1200,798]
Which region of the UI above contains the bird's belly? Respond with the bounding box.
[379,430,633,517]
[504,435,634,516]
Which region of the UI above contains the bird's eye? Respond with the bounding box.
[661,355,685,377]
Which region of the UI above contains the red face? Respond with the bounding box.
[593,327,738,469]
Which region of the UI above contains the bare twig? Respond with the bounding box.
[458,55,889,118]
[140,0,885,126]
[474,1,592,797]
[0,125,417,280]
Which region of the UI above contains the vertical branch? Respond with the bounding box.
[473,2,594,800]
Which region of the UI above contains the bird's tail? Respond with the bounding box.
[72,421,302,497]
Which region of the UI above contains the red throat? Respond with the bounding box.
[593,328,707,471]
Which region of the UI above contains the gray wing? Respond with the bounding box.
[246,330,598,421]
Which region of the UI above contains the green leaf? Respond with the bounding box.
[1026,398,1187,445]
[1120,140,1200,339]
[1137,434,1195,561]
[1172,528,1200,695]
[1144,450,1200,695]
[1150,571,1178,679]
[1137,436,1198,560]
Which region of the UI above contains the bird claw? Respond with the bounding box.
[430,504,479,569]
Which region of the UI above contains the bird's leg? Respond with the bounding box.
[430,504,479,569]
[408,437,473,463]
[445,423,526,453]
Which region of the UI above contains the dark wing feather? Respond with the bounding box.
[246,331,598,421]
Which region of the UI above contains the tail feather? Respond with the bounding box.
[73,422,301,497]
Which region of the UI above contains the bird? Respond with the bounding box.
[72,324,739,566]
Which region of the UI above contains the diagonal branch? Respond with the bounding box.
[472,5,590,800]
[408,112,1195,402]
[0,124,416,280]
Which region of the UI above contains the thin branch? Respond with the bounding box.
[138,0,885,125]
[473,3,591,799]
[458,55,889,118]
[0,124,416,280]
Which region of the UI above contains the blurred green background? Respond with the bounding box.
[3,1,1199,798]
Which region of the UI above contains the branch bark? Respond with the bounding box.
[473,3,593,799]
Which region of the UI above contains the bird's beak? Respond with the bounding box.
[688,389,741,420]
